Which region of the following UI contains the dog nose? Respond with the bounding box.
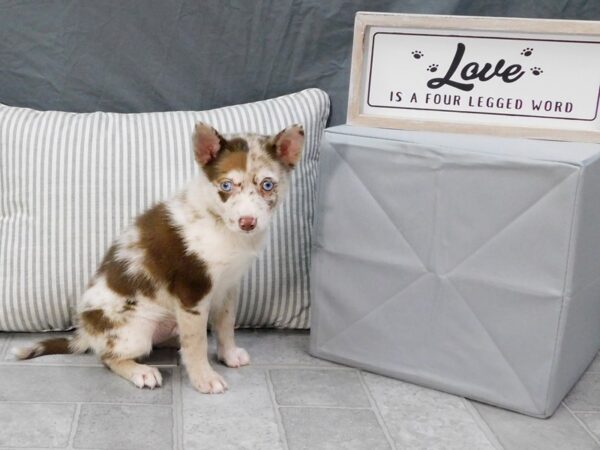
[239,216,257,231]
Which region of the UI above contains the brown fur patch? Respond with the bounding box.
[216,147,247,174]
[227,137,250,152]
[203,138,249,182]
[100,335,117,360]
[98,245,156,298]
[136,203,212,309]
[41,338,72,355]
[81,309,115,335]
[121,298,137,313]
[218,191,231,203]
[14,338,72,360]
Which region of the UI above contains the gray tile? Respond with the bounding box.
[5,332,178,366]
[363,372,494,450]
[225,329,336,366]
[0,402,76,448]
[587,353,600,373]
[182,366,283,450]
[575,412,600,442]
[565,372,600,412]
[143,347,179,367]
[280,407,390,450]
[73,403,172,449]
[0,365,172,404]
[270,368,370,407]
[475,403,598,450]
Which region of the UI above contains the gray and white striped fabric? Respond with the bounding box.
[0,88,329,331]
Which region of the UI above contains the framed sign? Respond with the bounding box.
[347,13,600,142]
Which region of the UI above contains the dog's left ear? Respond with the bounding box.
[272,124,304,169]
[193,122,225,166]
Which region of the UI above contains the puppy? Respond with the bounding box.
[13,122,304,393]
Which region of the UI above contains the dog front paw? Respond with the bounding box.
[189,368,228,394]
[218,347,250,368]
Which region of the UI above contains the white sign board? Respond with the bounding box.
[348,13,600,143]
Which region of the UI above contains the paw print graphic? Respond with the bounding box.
[521,47,534,57]
[427,64,438,73]
[412,50,424,59]
[530,67,543,76]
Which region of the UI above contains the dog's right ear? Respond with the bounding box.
[193,122,224,166]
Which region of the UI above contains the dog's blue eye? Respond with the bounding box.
[261,179,274,192]
[220,180,233,192]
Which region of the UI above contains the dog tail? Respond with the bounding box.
[11,334,88,360]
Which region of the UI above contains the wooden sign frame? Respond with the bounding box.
[347,13,600,143]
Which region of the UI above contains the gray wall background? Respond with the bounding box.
[1,0,598,126]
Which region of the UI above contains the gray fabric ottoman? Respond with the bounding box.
[309,125,600,418]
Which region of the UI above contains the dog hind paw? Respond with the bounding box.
[130,365,163,389]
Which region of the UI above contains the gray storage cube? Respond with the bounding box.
[310,125,600,418]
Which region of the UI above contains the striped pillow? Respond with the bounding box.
[0,89,329,331]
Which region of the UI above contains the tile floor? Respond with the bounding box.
[0,330,598,449]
